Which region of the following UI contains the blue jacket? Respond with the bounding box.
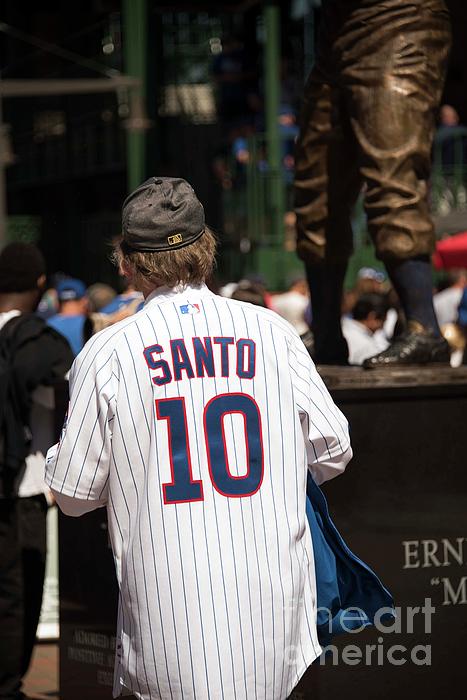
[306,473,395,646]
[47,314,86,357]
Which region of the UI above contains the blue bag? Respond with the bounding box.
[306,473,396,646]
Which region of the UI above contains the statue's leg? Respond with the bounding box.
[341,0,451,262]
[295,67,362,364]
[341,0,452,365]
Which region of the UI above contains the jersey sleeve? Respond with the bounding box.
[288,334,352,485]
[44,335,118,507]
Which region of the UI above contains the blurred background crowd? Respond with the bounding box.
[33,261,467,368]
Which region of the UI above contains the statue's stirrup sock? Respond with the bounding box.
[386,256,440,337]
[306,261,349,363]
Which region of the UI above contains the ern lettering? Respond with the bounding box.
[143,336,256,385]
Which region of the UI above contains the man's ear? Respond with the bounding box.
[120,258,133,281]
[37,274,47,291]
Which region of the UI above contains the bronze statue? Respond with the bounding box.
[294,0,452,366]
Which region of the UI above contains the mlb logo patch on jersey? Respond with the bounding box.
[179,302,200,315]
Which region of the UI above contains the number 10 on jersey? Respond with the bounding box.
[156,393,264,504]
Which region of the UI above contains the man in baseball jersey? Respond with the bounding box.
[45,177,352,699]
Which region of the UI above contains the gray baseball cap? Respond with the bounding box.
[122,177,205,252]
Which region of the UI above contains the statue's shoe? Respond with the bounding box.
[363,330,451,369]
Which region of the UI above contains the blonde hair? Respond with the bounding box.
[112,227,217,288]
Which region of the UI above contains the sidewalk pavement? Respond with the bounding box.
[23,643,59,700]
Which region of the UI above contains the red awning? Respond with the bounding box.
[433,231,467,269]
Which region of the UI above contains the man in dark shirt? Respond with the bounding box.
[0,243,73,700]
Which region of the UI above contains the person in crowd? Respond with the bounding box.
[354,267,387,296]
[456,285,467,366]
[36,288,58,321]
[36,273,67,321]
[272,276,314,354]
[433,105,467,214]
[86,283,117,313]
[0,243,73,700]
[353,266,404,337]
[220,274,273,309]
[340,269,385,324]
[272,276,310,336]
[47,278,88,357]
[218,280,239,298]
[99,280,143,315]
[436,104,467,170]
[230,278,268,306]
[341,293,389,366]
[433,269,467,326]
[437,104,464,140]
[88,297,143,335]
[441,321,466,367]
[244,273,274,309]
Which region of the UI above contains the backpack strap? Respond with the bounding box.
[0,316,27,362]
[0,313,25,338]
[0,313,45,351]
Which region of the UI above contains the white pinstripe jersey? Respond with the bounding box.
[45,283,352,700]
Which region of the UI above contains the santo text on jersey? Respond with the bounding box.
[143,335,256,385]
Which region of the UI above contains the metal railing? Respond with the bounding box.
[431,128,467,217]
[220,131,300,288]
[220,128,467,288]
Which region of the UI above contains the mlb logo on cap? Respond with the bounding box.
[168,233,183,246]
[180,302,200,315]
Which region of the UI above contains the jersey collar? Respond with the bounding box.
[144,283,212,307]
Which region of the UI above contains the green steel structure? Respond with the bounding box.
[218,0,306,289]
[260,1,286,286]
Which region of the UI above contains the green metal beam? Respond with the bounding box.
[264,1,281,177]
[262,0,286,286]
[123,0,147,192]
